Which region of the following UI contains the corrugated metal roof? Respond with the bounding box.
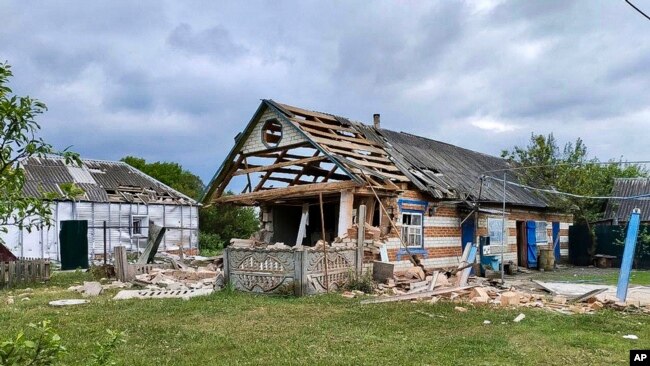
[604,178,650,221]
[20,156,197,205]
[376,130,548,207]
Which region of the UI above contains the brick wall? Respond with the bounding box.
[381,189,573,271]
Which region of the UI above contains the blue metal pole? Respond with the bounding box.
[616,208,641,302]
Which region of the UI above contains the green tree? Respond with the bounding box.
[501,133,645,224]
[199,196,259,248]
[0,62,79,240]
[121,156,205,200]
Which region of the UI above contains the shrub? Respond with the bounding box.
[0,320,66,365]
[344,271,375,294]
[199,232,225,256]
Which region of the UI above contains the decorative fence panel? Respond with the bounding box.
[225,247,358,296]
[0,258,51,289]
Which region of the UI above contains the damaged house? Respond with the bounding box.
[201,100,572,292]
[1,156,198,261]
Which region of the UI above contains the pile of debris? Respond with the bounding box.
[357,268,650,315]
[133,267,224,291]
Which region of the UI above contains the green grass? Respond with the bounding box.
[529,269,650,285]
[1,272,648,365]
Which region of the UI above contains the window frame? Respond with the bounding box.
[535,220,548,243]
[400,211,424,248]
[131,215,149,238]
[487,217,504,246]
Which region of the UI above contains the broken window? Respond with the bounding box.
[131,215,148,237]
[401,212,423,247]
[261,119,283,148]
[535,221,548,243]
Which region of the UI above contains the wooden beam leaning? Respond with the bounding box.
[216,181,360,203]
[233,156,327,176]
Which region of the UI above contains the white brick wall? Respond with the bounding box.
[241,109,308,154]
[423,237,460,248]
[423,216,459,228]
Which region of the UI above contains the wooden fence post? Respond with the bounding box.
[114,246,128,282]
[357,205,366,276]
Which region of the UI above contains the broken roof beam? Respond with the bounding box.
[214,181,360,203]
[233,156,327,176]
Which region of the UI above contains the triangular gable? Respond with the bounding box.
[201,100,362,204]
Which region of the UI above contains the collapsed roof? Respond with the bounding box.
[202,100,549,208]
[21,156,197,205]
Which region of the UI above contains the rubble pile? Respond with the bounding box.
[133,267,224,291]
[357,269,650,315]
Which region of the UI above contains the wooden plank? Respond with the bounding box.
[357,205,366,275]
[216,181,359,203]
[279,103,337,121]
[311,136,386,155]
[137,222,167,264]
[291,117,357,133]
[254,150,288,192]
[360,286,475,305]
[300,125,382,147]
[326,147,392,163]
[234,156,327,176]
[344,157,401,172]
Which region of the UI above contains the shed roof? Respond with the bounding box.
[21,156,197,205]
[604,178,650,222]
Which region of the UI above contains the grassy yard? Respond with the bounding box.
[524,268,650,285]
[1,272,648,366]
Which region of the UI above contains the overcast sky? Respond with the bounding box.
[2,1,650,184]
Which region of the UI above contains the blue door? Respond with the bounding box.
[461,218,475,251]
[526,221,538,268]
[552,222,560,261]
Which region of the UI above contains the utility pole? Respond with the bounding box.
[501,172,506,281]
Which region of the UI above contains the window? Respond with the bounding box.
[487,218,504,245]
[261,119,283,148]
[401,212,423,247]
[535,221,548,243]
[131,215,149,237]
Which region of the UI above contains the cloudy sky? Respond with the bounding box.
[1,1,650,184]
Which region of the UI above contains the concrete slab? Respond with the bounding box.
[534,281,650,306]
[113,288,213,300]
[49,299,90,306]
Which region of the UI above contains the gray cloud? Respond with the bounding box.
[0,0,649,184]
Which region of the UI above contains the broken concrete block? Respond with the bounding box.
[454,306,468,312]
[406,266,425,281]
[470,287,489,301]
[500,291,520,307]
[82,281,103,297]
[5,297,14,305]
[341,291,356,299]
[513,313,525,322]
[590,301,604,310]
[552,295,567,305]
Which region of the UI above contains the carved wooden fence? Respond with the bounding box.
[0,258,51,289]
[224,247,357,296]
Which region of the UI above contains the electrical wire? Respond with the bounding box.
[625,0,650,21]
[483,175,650,200]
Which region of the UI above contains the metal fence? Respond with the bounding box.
[0,258,51,289]
[569,224,650,268]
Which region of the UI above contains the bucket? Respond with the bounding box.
[538,249,554,271]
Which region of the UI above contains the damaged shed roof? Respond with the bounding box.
[604,178,650,222]
[21,156,197,205]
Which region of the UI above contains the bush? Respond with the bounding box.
[199,232,225,256]
[0,321,125,366]
[344,271,375,294]
[0,320,66,365]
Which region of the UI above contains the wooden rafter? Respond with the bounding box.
[291,150,320,185]
[254,150,288,191]
[215,181,360,203]
[234,155,327,176]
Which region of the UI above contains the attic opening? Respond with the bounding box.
[261,119,283,148]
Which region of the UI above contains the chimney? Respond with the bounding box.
[373,113,381,129]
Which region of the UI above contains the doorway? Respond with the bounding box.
[516,221,527,268]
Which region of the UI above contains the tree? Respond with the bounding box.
[199,197,259,247]
[0,62,79,239]
[501,133,645,224]
[121,156,205,200]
